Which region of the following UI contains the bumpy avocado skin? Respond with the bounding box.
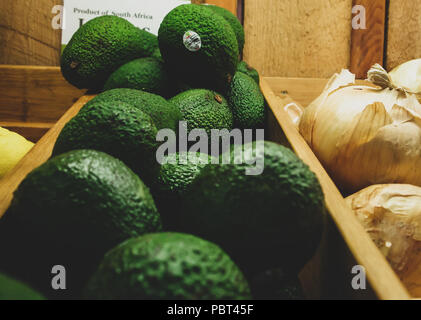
[83,88,181,131]
[158,4,239,93]
[104,57,172,98]
[151,47,163,61]
[180,141,325,275]
[250,269,305,300]
[84,233,251,300]
[153,152,214,230]
[61,16,158,90]
[0,273,45,300]
[227,72,265,129]
[237,61,260,84]
[169,89,233,137]
[52,101,159,184]
[205,5,245,57]
[0,150,162,298]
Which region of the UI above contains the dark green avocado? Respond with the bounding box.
[153,152,214,230]
[205,4,245,57]
[0,150,161,298]
[180,141,325,275]
[61,16,158,90]
[84,233,252,300]
[227,71,265,129]
[169,89,233,138]
[158,4,239,93]
[83,88,181,131]
[103,57,172,98]
[151,47,163,61]
[0,273,45,300]
[237,61,260,84]
[250,269,305,300]
[52,101,159,184]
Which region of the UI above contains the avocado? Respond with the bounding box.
[158,4,239,93]
[0,273,45,300]
[153,152,214,230]
[180,141,325,275]
[237,61,260,84]
[0,150,161,298]
[169,89,233,138]
[205,5,245,57]
[250,269,305,300]
[84,233,251,300]
[61,16,158,90]
[227,72,265,129]
[168,79,194,98]
[151,47,163,61]
[53,101,159,184]
[104,57,172,98]
[83,88,181,131]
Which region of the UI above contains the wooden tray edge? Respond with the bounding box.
[0,94,95,218]
[260,77,411,300]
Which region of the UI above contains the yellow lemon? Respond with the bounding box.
[0,127,34,179]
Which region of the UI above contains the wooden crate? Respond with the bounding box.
[0,65,84,142]
[0,70,415,299]
[0,0,418,300]
[261,77,413,300]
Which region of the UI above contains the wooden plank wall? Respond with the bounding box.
[192,0,237,15]
[243,0,353,78]
[0,0,420,76]
[0,0,63,66]
[386,0,421,70]
[243,0,421,78]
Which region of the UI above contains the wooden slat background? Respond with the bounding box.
[386,0,421,70]
[192,0,237,14]
[0,0,63,66]
[0,65,84,141]
[243,0,353,78]
[0,0,420,76]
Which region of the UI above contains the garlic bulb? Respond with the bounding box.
[346,184,421,296]
[299,65,421,193]
[389,59,421,97]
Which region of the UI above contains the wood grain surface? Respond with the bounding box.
[0,65,85,123]
[0,0,63,66]
[260,77,411,300]
[350,0,386,79]
[192,0,237,14]
[386,0,421,70]
[243,0,353,78]
[0,94,95,219]
[0,122,52,143]
[1,1,419,76]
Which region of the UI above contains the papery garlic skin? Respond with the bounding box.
[299,69,421,193]
[389,58,421,94]
[346,184,421,296]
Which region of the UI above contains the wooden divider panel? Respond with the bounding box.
[243,0,353,78]
[0,0,63,66]
[386,0,421,70]
[350,0,386,79]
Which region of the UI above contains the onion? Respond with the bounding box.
[299,65,421,193]
[389,59,421,99]
[346,184,421,296]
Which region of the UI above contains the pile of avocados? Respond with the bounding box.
[0,4,325,300]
